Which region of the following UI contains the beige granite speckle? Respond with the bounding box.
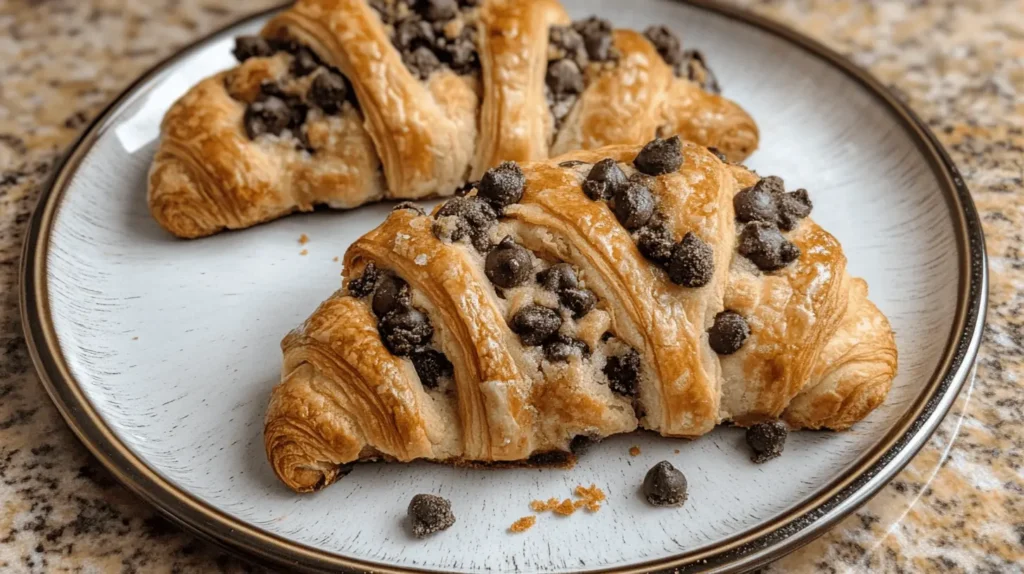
[0,0,1021,572]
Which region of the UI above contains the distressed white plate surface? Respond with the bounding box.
[26,1,985,572]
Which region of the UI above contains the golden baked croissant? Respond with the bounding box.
[148,0,758,238]
[264,137,897,492]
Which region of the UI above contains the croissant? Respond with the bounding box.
[148,0,758,238]
[264,137,897,492]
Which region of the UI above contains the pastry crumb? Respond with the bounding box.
[528,484,606,520]
[509,515,536,533]
[333,256,339,262]
[131,336,138,341]
[629,446,641,456]
[575,484,606,512]
[299,249,308,256]
[298,233,309,245]
[674,449,680,454]
[530,497,560,512]
[553,498,577,516]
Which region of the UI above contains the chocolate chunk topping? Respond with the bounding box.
[244,96,292,138]
[485,236,533,289]
[379,307,434,356]
[537,263,578,292]
[738,221,800,271]
[258,81,287,99]
[733,182,780,225]
[510,305,562,346]
[643,26,683,68]
[558,160,590,168]
[560,287,597,319]
[417,0,458,22]
[290,47,321,76]
[777,189,812,231]
[393,201,426,215]
[549,25,588,68]
[348,262,379,298]
[643,461,688,507]
[746,420,788,464]
[636,223,675,263]
[396,18,435,51]
[372,274,410,318]
[708,311,749,355]
[612,182,656,230]
[308,71,349,114]
[604,348,640,397]
[681,49,720,93]
[546,59,584,96]
[756,175,785,195]
[572,17,615,61]
[411,349,453,389]
[478,161,525,209]
[667,232,714,288]
[583,158,627,201]
[707,146,728,162]
[634,136,683,176]
[432,196,497,251]
[408,494,455,538]
[444,24,479,74]
[544,334,590,362]
[233,36,275,61]
[404,46,442,80]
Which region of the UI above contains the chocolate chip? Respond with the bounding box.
[583,158,627,200]
[756,175,785,195]
[290,47,321,76]
[777,189,812,231]
[558,160,590,168]
[259,81,287,99]
[485,236,533,289]
[546,59,584,96]
[612,182,656,230]
[643,26,683,67]
[707,146,728,162]
[537,263,578,292]
[634,136,683,176]
[372,274,410,318]
[708,311,749,355]
[543,334,590,362]
[432,196,497,251]
[408,494,455,538]
[393,201,426,215]
[348,262,379,297]
[667,232,714,288]
[604,348,640,397]
[417,0,458,22]
[549,25,588,68]
[636,223,675,263]
[411,349,453,389]
[738,222,800,271]
[379,307,434,356]
[478,161,525,209]
[572,17,614,61]
[560,288,596,318]
[569,434,597,454]
[233,36,275,61]
[444,25,478,74]
[680,49,720,93]
[642,461,688,506]
[510,305,562,346]
[746,420,788,463]
[308,71,349,114]
[733,182,780,225]
[404,46,442,80]
[244,96,292,138]
[396,18,435,50]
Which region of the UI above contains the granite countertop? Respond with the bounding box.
[0,0,1021,572]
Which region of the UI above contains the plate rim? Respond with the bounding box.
[19,1,988,572]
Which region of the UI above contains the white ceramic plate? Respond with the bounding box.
[22,1,986,572]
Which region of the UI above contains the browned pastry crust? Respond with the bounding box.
[265,140,898,492]
[149,0,758,238]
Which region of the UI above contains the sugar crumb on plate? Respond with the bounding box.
[629,446,641,456]
[509,516,536,533]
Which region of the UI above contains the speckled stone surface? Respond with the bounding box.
[0,0,1020,572]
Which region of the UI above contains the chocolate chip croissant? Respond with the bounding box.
[264,137,897,492]
[148,0,758,238]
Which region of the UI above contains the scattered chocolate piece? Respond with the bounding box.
[396,18,435,51]
[372,274,410,318]
[572,17,615,61]
[417,0,458,22]
[537,263,578,292]
[408,494,456,538]
[707,311,749,355]
[756,175,785,195]
[485,236,533,289]
[379,307,434,356]
[558,160,590,168]
[777,189,813,231]
[393,201,426,215]
[738,222,800,271]
[544,334,590,362]
[546,59,584,96]
[432,196,497,251]
[233,35,275,61]
[666,232,714,288]
[583,158,627,200]
[291,46,321,76]
[244,96,292,138]
[478,161,525,209]
[560,287,597,318]
[308,70,349,114]
[549,25,588,68]
[636,223,675,263]
[643,26,683,68]
[405,46,442,80]
[348,262,379,297]
[634,136,683,176]
[642,461,688,507]
[604,348,641,397]
[733,181,780,225]
[411,349,454,389]
[510,305,562,346]
[612,182,656,230]
[746,420,788,463]
[680,49,720,93]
